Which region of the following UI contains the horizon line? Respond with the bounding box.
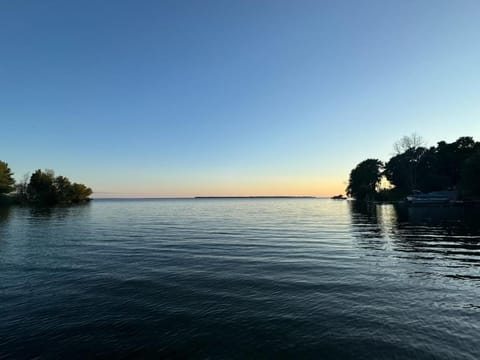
[91,196,333,200]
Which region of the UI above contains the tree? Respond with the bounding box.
[26,170,93,205]
[346,159,383,201]
[384,146,430,194]
[461,150,480,198]
[434,137,477,189]
[27,169,57,205]
[393,133,425,155]
[70,183,93,203]
[15,173,30,203]
[347,135,480,200]
[54,176,73,203]
[384,137,479,194]
[0,160,92,206]
[0,161,15,195]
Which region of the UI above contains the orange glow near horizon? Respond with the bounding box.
[92,177,347,198]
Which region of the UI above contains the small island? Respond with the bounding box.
[0,161,92,206]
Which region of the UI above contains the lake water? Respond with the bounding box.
[0,199,479,359]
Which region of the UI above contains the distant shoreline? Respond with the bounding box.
[91,196,321,200]
[194,196,317,199]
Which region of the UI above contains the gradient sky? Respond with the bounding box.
[1,0,479,197]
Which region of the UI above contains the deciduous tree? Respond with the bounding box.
[346,159,383,201]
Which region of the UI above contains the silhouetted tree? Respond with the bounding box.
[433,137,477,189]
[384,147,428,194]
[461,150,480,198]
[413,147,446,192]
[0,161,15,195]
[27,169,57,205]
[346,159,383,201]
[351,135,480,200]
[393,133,425,154]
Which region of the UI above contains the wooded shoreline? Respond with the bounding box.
[346,135,480,203]
[0,162,92,206]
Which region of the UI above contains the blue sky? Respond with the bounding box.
[1,0,479,197]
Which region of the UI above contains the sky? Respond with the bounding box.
[1,0,479,197]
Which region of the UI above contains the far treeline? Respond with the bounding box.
[0,161,92,206]
[346,135,480,201]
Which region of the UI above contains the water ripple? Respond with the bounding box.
[0,199,479,359]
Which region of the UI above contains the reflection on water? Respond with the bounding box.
[0,199,479,359]
[0,207,12,244]
[26,202,91,220]
[350,201,480,276]
[0,206,11,223]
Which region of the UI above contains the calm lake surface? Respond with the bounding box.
[0,199,479,359]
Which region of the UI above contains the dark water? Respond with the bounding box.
[0,199,479,359]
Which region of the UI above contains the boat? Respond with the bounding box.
[406,191,456,205]
[331,194,347,200]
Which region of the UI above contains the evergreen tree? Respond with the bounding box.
[0,160,15,195]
